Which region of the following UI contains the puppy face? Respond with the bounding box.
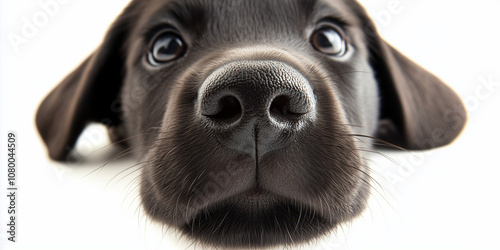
[36,0,466,248]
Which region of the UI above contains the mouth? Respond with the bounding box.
[181,188,336,247]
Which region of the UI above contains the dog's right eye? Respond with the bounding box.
[148,32,186,65]
[310,26,346,56]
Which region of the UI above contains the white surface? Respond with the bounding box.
[1,1,499,249]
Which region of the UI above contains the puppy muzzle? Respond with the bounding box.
[197,60,317,159]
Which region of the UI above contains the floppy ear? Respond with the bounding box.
[36,3,140,161]
[357,10,467,149]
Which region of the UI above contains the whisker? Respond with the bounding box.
[86,130,163,153]
[328,70,373,77]
[340,123,365,128]
[358,148,402,168]
[80,145,138,179]
[104,160,146,190]
[122,174,143,207]
[347,133,408,152]
[81,134,174,179]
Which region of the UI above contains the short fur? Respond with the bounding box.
[36,0,466,248]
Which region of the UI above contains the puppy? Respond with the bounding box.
[36,0,466,248]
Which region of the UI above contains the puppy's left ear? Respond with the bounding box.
[36,2,141,161]
[354,6,467,149]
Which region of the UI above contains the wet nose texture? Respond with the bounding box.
[198,60,317,158]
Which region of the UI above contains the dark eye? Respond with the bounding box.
[148,32,186,65]
[310,26,346,56]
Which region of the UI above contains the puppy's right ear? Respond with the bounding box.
[36,2,141,161]
[348,3,467,150]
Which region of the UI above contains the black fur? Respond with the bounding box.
[36,0,466,248]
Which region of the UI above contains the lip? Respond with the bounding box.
[195,188,280,215]
[232,188,277,210]
[243,188,268,198]
[181,188,334,247]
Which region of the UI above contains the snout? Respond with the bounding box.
[197,60,317,158]
[141,51,369,248]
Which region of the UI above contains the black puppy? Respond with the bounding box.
[36,0,466,248]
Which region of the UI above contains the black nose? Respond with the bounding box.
[198,60,316,157]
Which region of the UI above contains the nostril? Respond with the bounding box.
[206,96,242,124]
[199,61,317,130]
[269,95,302,119]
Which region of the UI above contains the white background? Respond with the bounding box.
[1,0,499,249]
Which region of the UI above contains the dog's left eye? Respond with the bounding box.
[310,26,346,56]
[148,32,186,65]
